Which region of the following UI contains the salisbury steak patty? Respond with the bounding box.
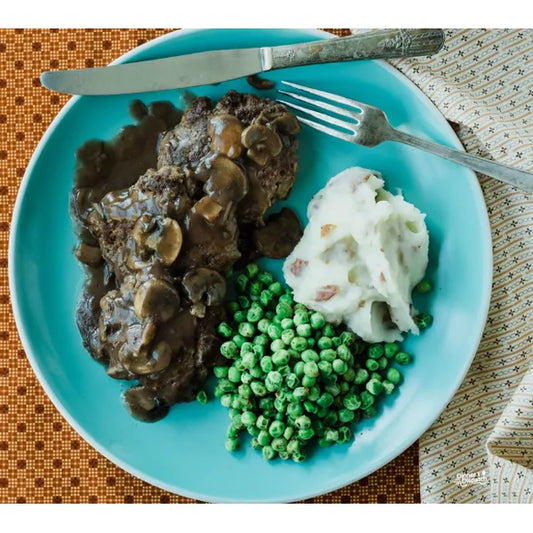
[158,90,300,224]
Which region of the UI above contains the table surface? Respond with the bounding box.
[0,28,420,503]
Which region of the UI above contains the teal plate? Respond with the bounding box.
[9,29,492,502]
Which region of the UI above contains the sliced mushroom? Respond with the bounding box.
[204,155,248,206]
[271,112,301,135]
[145,218,183,265]
[253,208,303,259]
[124,341,172,375]
[193,196,223,223]
[123,386,169,422]
[133,215,183,265]
[241,124,282,166]
[246,74,275,90]
[75,242,102,266]
[182,268,226,318]
[133,278,180,321]
[208,114,243,159]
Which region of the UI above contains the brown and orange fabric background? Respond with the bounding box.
[0,28,420,504]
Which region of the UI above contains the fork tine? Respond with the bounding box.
[294,116,354,143]
[278,89,359,122]
[281,80,367,111]
[277,98,356,133]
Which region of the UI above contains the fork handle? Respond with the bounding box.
[264,29,444,71]
[389,128,533,193]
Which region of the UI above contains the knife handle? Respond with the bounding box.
[262,29,445,71]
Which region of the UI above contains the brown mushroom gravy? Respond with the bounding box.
[71,91,302,422]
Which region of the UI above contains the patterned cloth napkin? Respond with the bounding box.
[368,28,533,503]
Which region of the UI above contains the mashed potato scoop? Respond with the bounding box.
[283,167,429,343]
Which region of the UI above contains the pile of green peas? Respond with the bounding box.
[213,264,432,462]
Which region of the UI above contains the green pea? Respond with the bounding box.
[322,324,335,337]
[318,360,332,377]
[384,342,399,358]
[303,361,319,378]
[337,426,352,444]
[250,366,263,378]
[290,336,308,352]
[318,437,333,447]
[381,380,395,395]
[324,410,338,427]
[325,428,339,442]
[414,312,433,330]
[340,331,356,346]
[246,306,263,323]
[251,437,261,450]
[303,401,318,414]
[220,341,238,359]
[354,368,369,385]
[307,337,316,347]
[267,323,282,340]
[280,317,294,329]
[274,396,287,413]
[365,358,379,371]
[268,281,283,296]
[320,348,336,362]
[228,366,242,383]
[338,408,355,423]
[238,382,252,398]
[294,361,305,377]
[360,390,375,410]
[262,445,276,460]
[343,393,361,410]
[363,405,378,418]
[308,386,320,402]
[265,370,283,391]
[260,356,273,373]
[236,273,248,293]
[232,334,246,348]
[368,344,384,359]
[370,372,382,382]
[271,437,287,452]
[225,438,239,452]
[257,429,271,447]
[246,263,259,279]
[280,329,295,345]
[257,271,274,285]
[296,324,312,338]
[237,295,250,310]
[298,427,315,440]
[217,322,233,338]
[342,368,356,383]
[257,318,270,333]
[336,344,351,361]
[317,392,334,408]
[317,337,333,350]
[325,383,341,397]
[332,359,347,375]
[293,310,309,326]
[241,411,257,427]
[242,351,259,369]
[415,279,432,294]
[220,393,233,408]
[395,351,412,365]
[213,366,229,378]
[293,387,308,399]
[286,439,300,455]
[366,378,383,396]
[283,426,294,440]
[249,280,263,297]
[332,336,342,347]
[260,289,273,307]
[195,390,208,404]
[250,380,267,397]
[256,415,270,430]
[386,367,402,385]
[310,312,325,329]
[240,341,253,354]
[378,356,388,370]
[301,375,316,388]
[339,381,350,394]
[272,349,290,366]
[284,373,298,389]
[287,402,304,419]
[301,349,319,363]
[269,420,285,438]
[276,302,293,319]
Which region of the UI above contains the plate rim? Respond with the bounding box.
[8,28,493,503]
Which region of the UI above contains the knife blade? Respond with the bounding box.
[41,29,445,96]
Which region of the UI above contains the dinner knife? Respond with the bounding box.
[41,29,445,96]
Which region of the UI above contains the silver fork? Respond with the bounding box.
[278,81,533,194]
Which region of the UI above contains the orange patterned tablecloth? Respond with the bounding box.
[0,28,420,504]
